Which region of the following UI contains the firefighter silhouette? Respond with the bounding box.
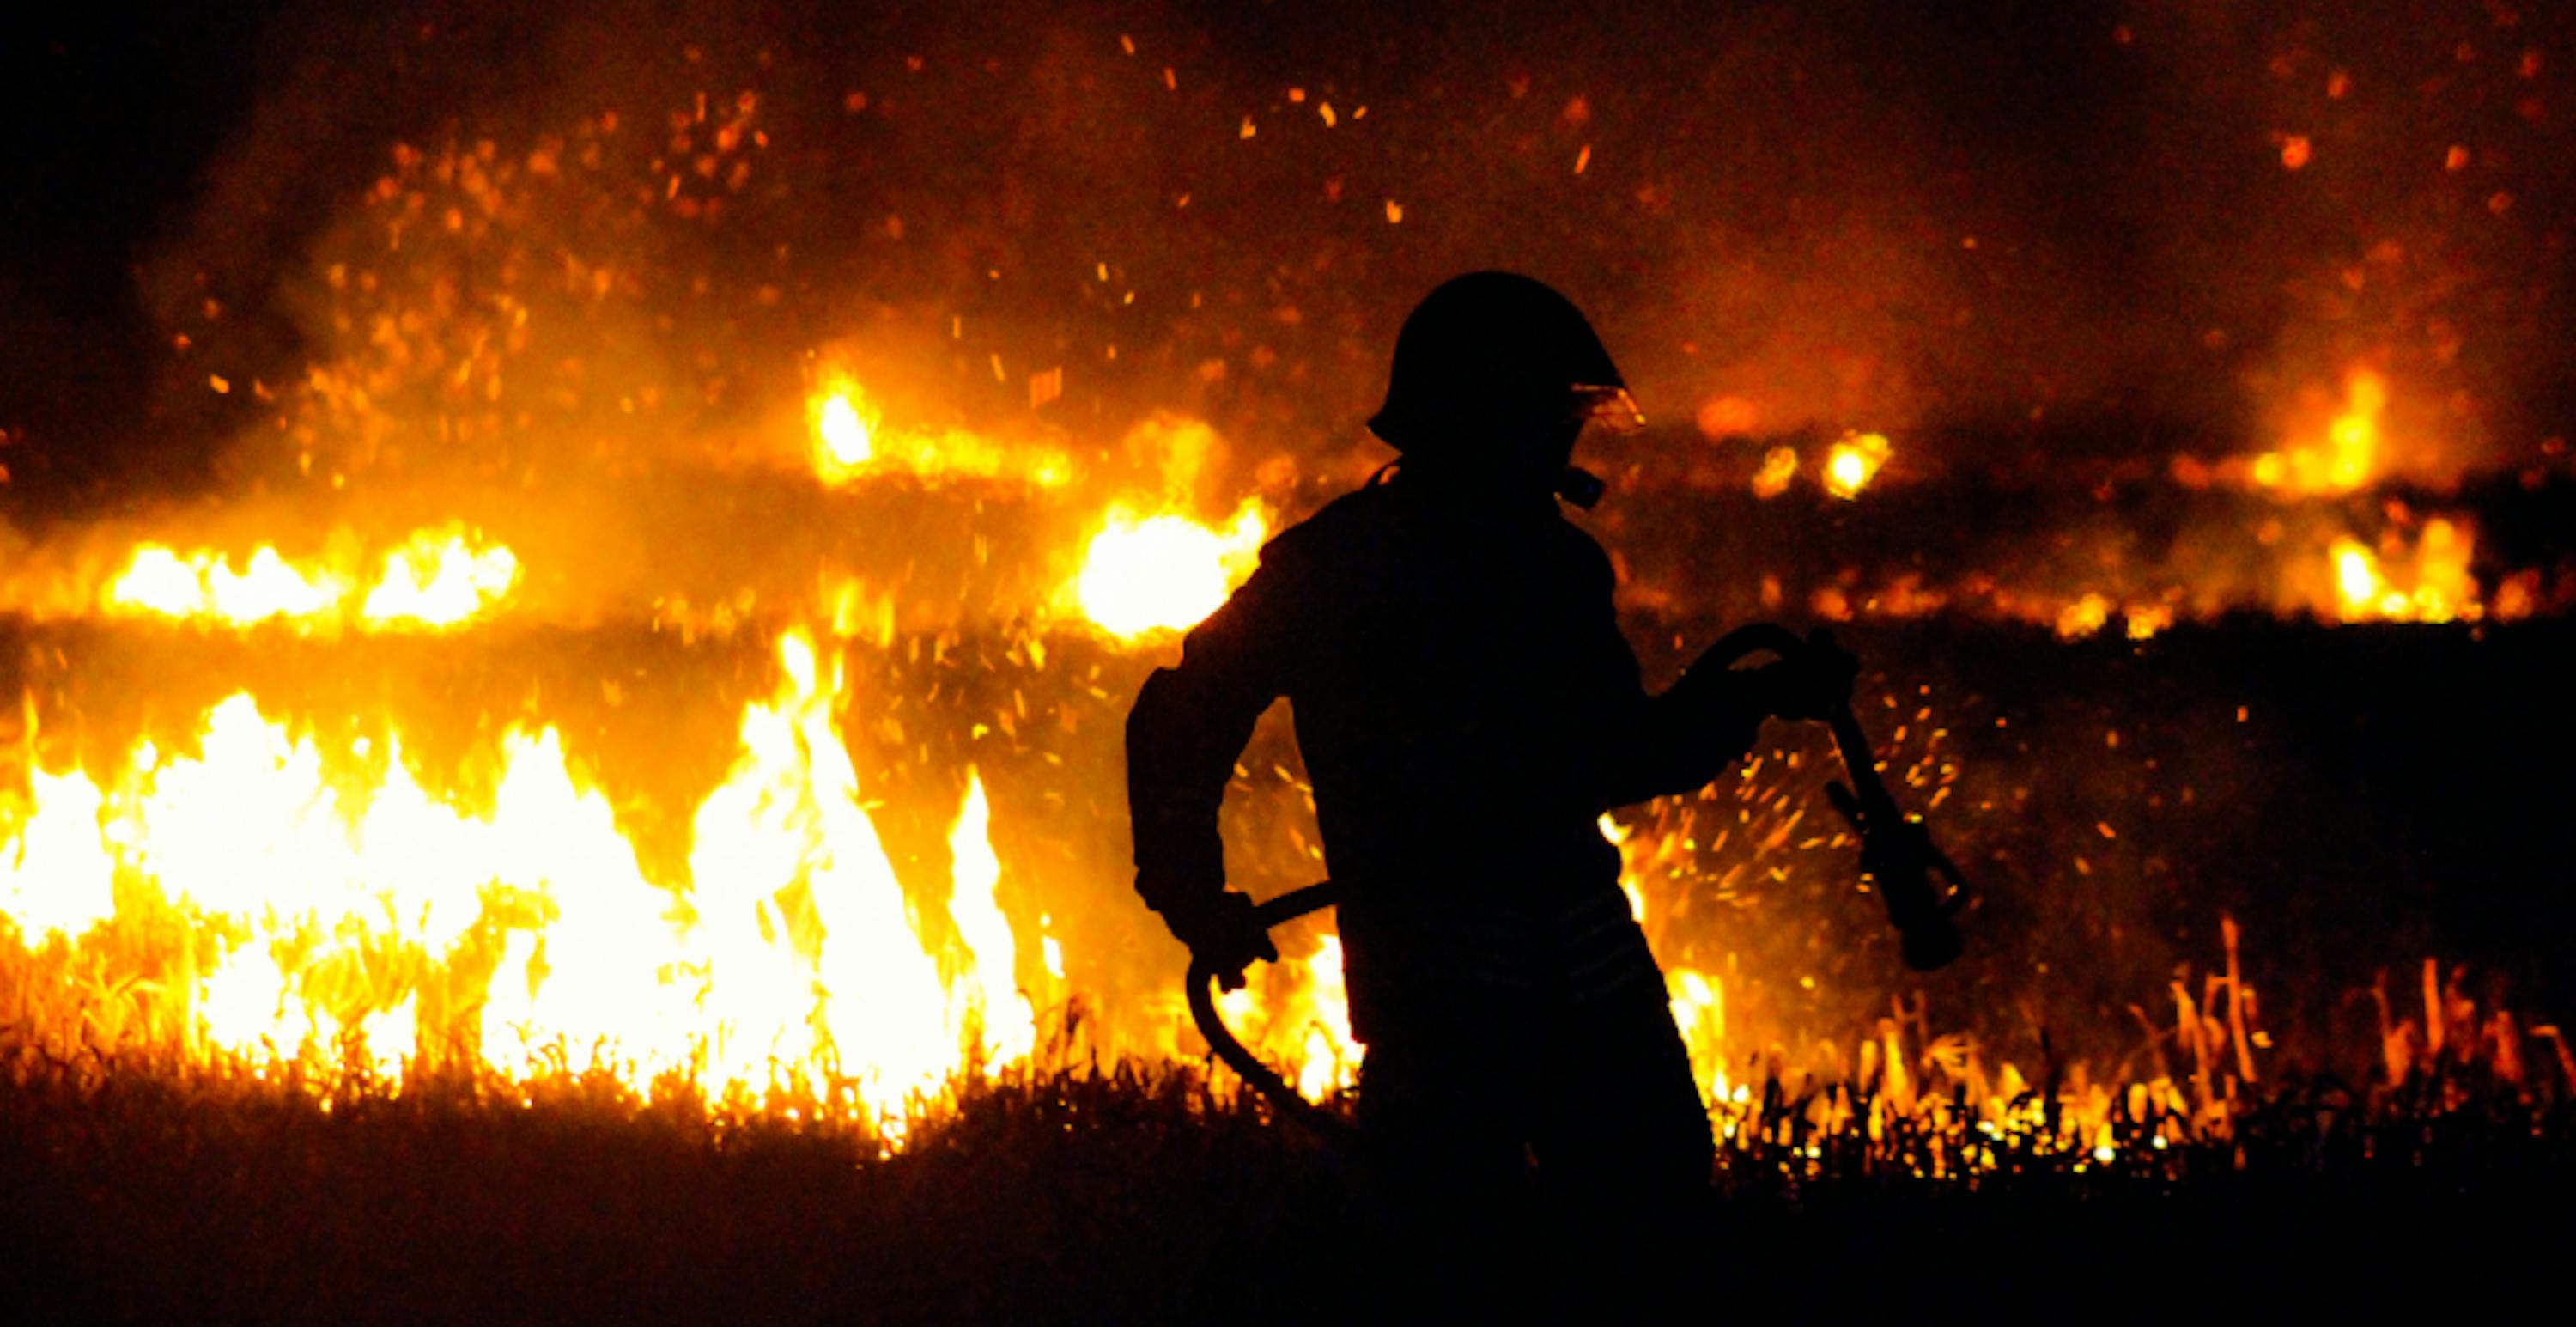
[1127,271,1849,1200]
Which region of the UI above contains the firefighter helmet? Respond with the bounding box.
[1367,271,1643,453]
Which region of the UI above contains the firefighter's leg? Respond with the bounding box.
[1532,977,1716,1202]
[1350,1027,1546,1308]
[1355,1026,1531,1196]
[1516,978,1714,1306]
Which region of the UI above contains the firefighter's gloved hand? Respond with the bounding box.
[1158,889,1279,993]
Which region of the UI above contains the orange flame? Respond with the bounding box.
[1073,500,1267,639]
[2251,370,2386,496]
[1823,432,1893,499]
[0,631,1067,1129]
[1751,446,1798,499]
[809,378,1072,489]
[2327,519,2478,624]
[103,527,519,632]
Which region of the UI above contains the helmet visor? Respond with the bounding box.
[1570,383,1646,435]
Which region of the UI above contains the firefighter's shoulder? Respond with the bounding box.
[1252,484,1401,576]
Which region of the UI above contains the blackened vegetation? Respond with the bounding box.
[0,1032,2565,1323]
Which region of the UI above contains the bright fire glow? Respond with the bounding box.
[2052,595,2176,642]
[362,528,523,627]
[110,546,346,624]
[1823,432,1893,499]
[2055,593,2112,641]
[0,631,1073,1128]
[2252,370,2386,496]
[947,769,1036,1070]
[1074,500,1268,639]
[1209,927,1357,1106]
[1751,446,1798,499]
[813,386,878,480]
[2327,520,2479,624]
[1667,965,1729,1105]
[25,94,2552,1178]
[809,378,1071,489]
[2333,540,2382,616]
[1293,936,1356,1102]
[104,527,519,632]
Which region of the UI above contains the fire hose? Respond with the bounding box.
[1186,622,1969,1141]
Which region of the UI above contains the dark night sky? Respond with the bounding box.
[1,7,279,471]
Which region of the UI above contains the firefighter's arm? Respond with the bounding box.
[1124,558,1297,988]
[1605,628,1862,806]
[1601,662,1772,807]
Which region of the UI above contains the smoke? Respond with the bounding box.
[11,0,2524,516]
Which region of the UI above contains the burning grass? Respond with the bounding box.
[5,616,2572,1173]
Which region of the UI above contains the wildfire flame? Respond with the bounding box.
[810,379,1072,489]
[1210,929,1358,1105]
[2252,370,2386,496]
[1823,432,1893,499]
[0,631,1064,1126]
[103,527,519,632]
[947,769,1036,1070]
[8,63,2559,1190]
[2328,519,2478,624]
[1751,445,1798,499]
[1074,500,1268,639]
[363,533,525,627]
[815,389,877,473]
[1,537,1387,1123]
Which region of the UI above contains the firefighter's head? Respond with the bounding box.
[1368,271,1642,496]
